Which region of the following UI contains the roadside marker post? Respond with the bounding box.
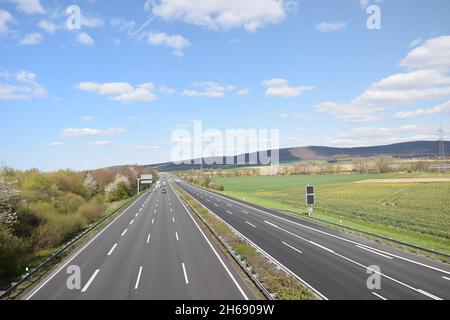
[306,185,315,216]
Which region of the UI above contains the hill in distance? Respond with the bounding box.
[137,140,450,172]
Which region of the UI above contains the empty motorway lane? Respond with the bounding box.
[24,175,253,300]
[176,180,450,300]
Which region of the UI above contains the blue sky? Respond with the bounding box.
[1,0,450,171]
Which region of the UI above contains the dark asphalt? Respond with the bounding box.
[25,174,252,300]
[176,180,450,300]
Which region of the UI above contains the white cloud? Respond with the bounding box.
[135,145,160,150]
[400,35,450,72]
[159,86,175,94]
[0,70,46,100]
[235,88,250,96]
[360,0,383,9]
[78,82,157,103]
[328,124,423,147]
[110,17,137,35]
[37,19,58,34]
[147,32,190,57]
[182,82,246,98]
[82,116,94,121]
[87,140,112,146]
[280,112,314,120]
[60,128,125,137]
[315,21,347,32]
[76,32,95,46]
[315,101,384,123]
[316,35,450,123]
[262,78,315,98]
[20,32,43,45]
[315,69,450,123]
[10,0,45,15]
[149,0,292,32]
[47,141,66,147]
[0,9,14,33]
[409,37,422,48]
[81,14,104,28]
[395,100,450,119]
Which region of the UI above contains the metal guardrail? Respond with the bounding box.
[183,181,450,261]
[280,209,450,260]
[0,191,147,300]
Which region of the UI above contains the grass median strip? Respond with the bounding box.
[173,184,317,300]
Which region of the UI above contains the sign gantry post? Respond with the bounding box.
[138,174,153,194]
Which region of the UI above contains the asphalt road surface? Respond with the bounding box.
[25,174,253,300]
[176,180,450,300]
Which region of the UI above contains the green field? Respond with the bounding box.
[213,174,450,254]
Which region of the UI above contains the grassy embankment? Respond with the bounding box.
[213,173,450,254]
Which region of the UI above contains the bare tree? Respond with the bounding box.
[353,157,369,173]
[374,156,394,173]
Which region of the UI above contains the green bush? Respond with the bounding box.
[0,225,30,278]
[78,196,105,222]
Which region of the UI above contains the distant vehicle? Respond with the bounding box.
[162,181,166,186]
[162,189,167,194]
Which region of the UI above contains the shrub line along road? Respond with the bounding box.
[24,174,253,300]
[176,180,450,300]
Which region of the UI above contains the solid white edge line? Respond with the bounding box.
[417,289,442,300]
[188,183,450,276]
[171,183,249,300]
[26,190,151,300]
[134,266,143,290]
[182,263,189,284]
[282,241,303,254]
[372,292,387,300]
[264,220,442,300]
[81,269,100,293]
[107,243,117,256]
[357,245,393,260]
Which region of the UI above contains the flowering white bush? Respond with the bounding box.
[83,172,98,198]
[105,174,131,202]
[0,176,20,231]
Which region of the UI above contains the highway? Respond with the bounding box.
[25,174,253,300]
[176,180,450,300]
